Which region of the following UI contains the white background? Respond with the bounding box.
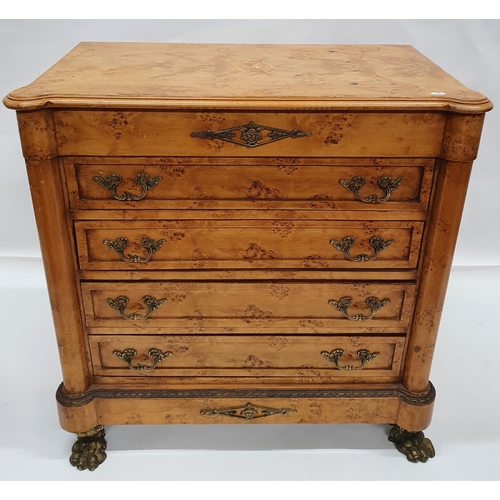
[0,19,499,482]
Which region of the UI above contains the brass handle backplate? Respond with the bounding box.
[339,176,404,203]
[113,348,172,371]
[321,349,380,370]
[103,236,166,263]
[191,121,311,148]
[107,295,166,320]
[200,402,296,421]
[329,296,390,321]
[93,172,162,201]
[329,236,394,262]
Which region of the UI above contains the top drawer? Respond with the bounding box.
[54,111,445,157]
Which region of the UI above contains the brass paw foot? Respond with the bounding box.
[69,425,107,471]
[388,425,435,463]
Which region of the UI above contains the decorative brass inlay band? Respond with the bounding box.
[93,172,162,201]
[113,348,172,371]
[339,175,404,203]
[200,402,296,421]
[56,382,437,408]
[191,121,311,148]
[388,425,436,463]
[328,296,390,321]
[329,236,394,262]
[107,295,166,320]
[321,348,380,370]
[103,236,166,263]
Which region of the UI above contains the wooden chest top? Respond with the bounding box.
[3,42,492,112]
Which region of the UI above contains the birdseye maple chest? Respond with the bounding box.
[4,42,492,470]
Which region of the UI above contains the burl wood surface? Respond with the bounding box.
[81,281,415,334]
[75,220,423,271]
[55,111,445,158]
[65,157,433,210]
[3,43,492,112]
[90,334,404,381]
[4,45,492,437]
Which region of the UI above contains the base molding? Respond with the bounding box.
[56,382,435,433]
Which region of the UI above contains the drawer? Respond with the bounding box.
[94,396,401,426]
[89,334,405,382]
[55,110,445,157]
[65,157,434,212]
[81,281,416,334]
[75,220,424,271]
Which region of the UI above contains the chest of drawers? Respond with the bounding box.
[4,43,492,470]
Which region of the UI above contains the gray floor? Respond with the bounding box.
[0,259,499,480]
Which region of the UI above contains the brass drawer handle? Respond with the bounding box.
[191,121,311,148]
[107,295,166,320]
[200,402,296,421]
[329,296,390,321]
[103,236,166,263]
[113,348,172,371]
[321,349,380,370]
[329,236,394,262]
[339,175,404,203]
[93,172,162,201]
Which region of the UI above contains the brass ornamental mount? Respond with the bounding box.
[103,236,166,263]
[329,236,394,262]
[113,348,172,371]
[339,175,404,203]
[93,172,162,201]
[191,121,311,148]
[321,348,380,370]
[388,425,436,463]
[200,402,297,421]
[69,425,107,472]
[107,295,166,320]
[329,296,390,321]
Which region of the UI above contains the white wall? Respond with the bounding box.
[1,19,499,265]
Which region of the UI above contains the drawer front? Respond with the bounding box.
[55,110,445,157]
[65,157,434,212]
[75,220,424,271]
[96,397,400,426]
[81,281,416,333]
[89,334,404,382]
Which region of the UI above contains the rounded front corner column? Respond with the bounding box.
[403,160,473,392]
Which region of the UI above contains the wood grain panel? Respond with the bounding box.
[94,396,400,426]
[5,43,491,112]
[81,281,416,334]
[89,334,404,381]
[55,111,446,158]
[75,220,424,271]
[64,157,434,212]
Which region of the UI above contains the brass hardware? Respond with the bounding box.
[69,425,107,472]
[113,348,172,371]
[328,296,390,321]
[321,348,380,370]
[93,172,162,201]
[339,175,404,203]
[56,381,437,408]
[107,295,166,320]
[200,402,296,421]
[329,236,394,262]
[191,121,311,148]
[388,425,436,463]
[103,236,166,263]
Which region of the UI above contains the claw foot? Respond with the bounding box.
[69,425,107,471]
[388,425,435,463]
